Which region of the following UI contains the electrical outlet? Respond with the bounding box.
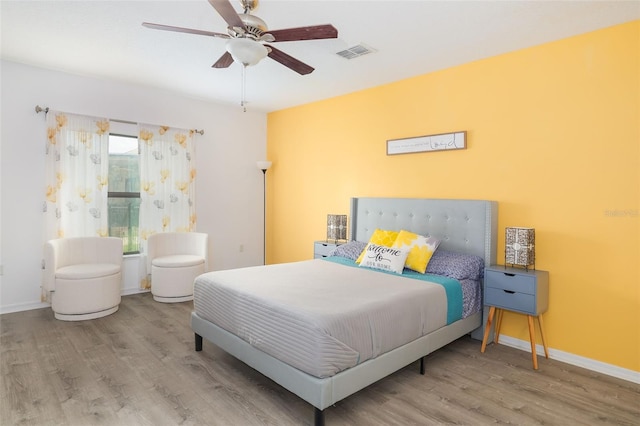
[239,244,244,253]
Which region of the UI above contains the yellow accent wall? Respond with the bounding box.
[266,21,639,372]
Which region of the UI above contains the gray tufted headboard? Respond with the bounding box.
[349,197,498,266]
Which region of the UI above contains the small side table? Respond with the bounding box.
[481,265,549,369]
[313,241,346,259]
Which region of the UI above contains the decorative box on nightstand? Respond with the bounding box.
[313,241,346,259]
[481,265,550,369]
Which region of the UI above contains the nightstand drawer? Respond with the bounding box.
[485,269,536,295]
[314,242,336,258]
[485,287,535,314]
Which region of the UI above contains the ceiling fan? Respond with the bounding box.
[142,0,338,75]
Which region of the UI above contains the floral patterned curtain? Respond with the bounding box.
[42,111,110,301]
[43,111,110,239]
[138,124,197,289]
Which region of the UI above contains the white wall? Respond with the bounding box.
[0,60,268,313]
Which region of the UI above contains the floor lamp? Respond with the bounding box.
[256,160,272,265]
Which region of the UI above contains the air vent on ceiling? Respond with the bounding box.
[336,44,376,60]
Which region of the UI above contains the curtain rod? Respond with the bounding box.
[35,105,205,135]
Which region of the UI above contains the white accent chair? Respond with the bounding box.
[44,237,123,321]
[147,232,208,303]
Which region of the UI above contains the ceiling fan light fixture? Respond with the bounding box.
[226,38,268,66]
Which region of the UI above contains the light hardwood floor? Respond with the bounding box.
[2,293,638,425]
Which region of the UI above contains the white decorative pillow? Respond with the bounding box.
[392,230,441,274]
[359,243,410,274]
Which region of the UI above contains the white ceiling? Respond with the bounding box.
[2,1,639,113]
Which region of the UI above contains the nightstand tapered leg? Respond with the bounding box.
[481,306,496,353]
[537,314,549,359]
[494,309,503,344]
[528,315,538,370]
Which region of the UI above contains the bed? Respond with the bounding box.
[191,197,498,425]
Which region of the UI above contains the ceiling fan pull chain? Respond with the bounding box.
[241,64,247,112]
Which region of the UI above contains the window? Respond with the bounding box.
[108,134,140,254]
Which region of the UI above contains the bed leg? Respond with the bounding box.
[314,407,324,426]
[420,356,426,375]
[195,333,203,351]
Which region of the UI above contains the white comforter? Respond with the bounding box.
[193,259,448,378]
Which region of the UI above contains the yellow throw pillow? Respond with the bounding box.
[392,230,441,273]
[355,229,400,264]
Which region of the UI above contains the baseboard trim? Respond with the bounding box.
[497,335,640,384]
[0,288,150,315]
[122,288,151,296]
[0,301,50,315]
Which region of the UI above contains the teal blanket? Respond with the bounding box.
[322,256,463,324]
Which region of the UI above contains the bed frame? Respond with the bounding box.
[191,197,498,425]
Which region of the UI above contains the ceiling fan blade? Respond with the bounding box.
[212,51,234,68]
[207,0,245,30]
[267,45,314,75]
[142,22,229,39]
[267,24,338,42]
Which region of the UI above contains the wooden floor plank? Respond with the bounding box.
[2,293,639,425]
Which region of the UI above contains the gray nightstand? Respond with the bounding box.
[314,241,345,259]
[480,265,550,369]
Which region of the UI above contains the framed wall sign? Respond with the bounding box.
[387,131,467,155]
